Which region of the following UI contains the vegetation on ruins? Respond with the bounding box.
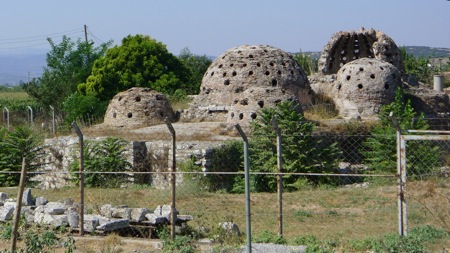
[401,46,441,85]
[69,137,131,188]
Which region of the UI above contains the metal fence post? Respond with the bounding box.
[390,112,407,236]
[271,117,283,237]
[72,122,85,236]
[165,119,177,240]
[3,107,9,130]
[235,124,251,253]
[10,157,27,253]
[50,105,56,135]
[27,106,33,125]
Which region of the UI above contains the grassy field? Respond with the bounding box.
[0,178,448,252]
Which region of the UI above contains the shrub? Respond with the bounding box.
[69,137,131,188]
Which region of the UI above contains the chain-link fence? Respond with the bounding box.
[0,118,449,251]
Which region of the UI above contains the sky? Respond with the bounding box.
[0,0,449,57]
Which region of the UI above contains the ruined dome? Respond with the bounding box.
[318,28,404,75]
[186,45,311,124]
[334,58,400,118]
[104,87,175,128]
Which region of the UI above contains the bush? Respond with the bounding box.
[69,137,131,188]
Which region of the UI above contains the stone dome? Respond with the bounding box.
[318,28,404,75]
[104,87,175,128]
[186,45,312,124]
[334,58,400,118]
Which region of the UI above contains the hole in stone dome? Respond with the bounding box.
[346,76,351,81]
[127,112,133,118]
[258,101,264,108]
[265,71,270,75]
[251,113,257,120]
[235,86,244,93]
[274,99,281,105]
[238,50,242,53]
[249,54,254,58]
[118,96,123,101]
[264,49,268,53]
[340,63,344,67]
[343,57,347,61]
[242,63,247,67]
[224,79,230,85]
[112,112,117,118]
[353,56,356,60]
[354,49,360,54]
[211,72,214,76]
[359,67,364,71]
[218,64,223,68]
[240,99,248,105]
[269,62,274,66]
[337,84,341,90]
[135,96,141,102]
[290,70,294,75]
[230,112,234,118]
[205,88,211,94]
[159,112,164,117]
[251,46,256,49]
[239,113,243,120]
[384,83,389,90]
[271,79,277,87]
[222,56,226,59]
[223,72,227,77]
[357,84,363,89]
[370,74,375,79]
[257,63,261,67]
[355,39,359,43]
[156,95,164,100]
[380,66,384,70]
[234,99,239,104]
[282,62,286,66]
[230,63,234,67]
[249,70,254,76]
[341,50,346,55]
[232,71,237,76]
[277,70,281,75]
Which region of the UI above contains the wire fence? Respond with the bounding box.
[0,117,449,251]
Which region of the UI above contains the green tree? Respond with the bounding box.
[249,100,340,192]
[0,127,44,186]
[80,34,192,101]
[22,36,111,113]
[178,47,212,94]
[293,51,318,76]
[69,137,131,188]
[400,47,437,85]
[363,87,440,175]
[62,92,108,125]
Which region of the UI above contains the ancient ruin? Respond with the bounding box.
[183,45,312,124]
[103,87,175,128]
[311,28,450,119]
[317,28,404,75]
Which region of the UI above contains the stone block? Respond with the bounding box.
[0,205,15,221]
[0,192,8,202]
[35,196,48,206]
[131,208,151,222]
[97,219,129,232]
[145,213,167,225]
[22,188,34,206]
[111,207,131,219]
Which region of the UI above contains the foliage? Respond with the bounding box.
[401,47,439,85]
[0,127,44,186]
[62,92,108,125]
[178,47,212,94]
[293,51,318,76]
[22,36,111,114]
[363,87,441,175]
[253,230,286,244]
[158,227,197,253]
[69,137,131,188]
[80,34,192,102]
[249,100,341,192]
[180,141,243,192]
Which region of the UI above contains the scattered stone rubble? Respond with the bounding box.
[0,189,193,234]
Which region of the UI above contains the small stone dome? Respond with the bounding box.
[104,87,175,128]
[186,45,312,123]
[318,28,404,75]
[334,58,400,118]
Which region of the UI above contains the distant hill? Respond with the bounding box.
[403,46,450,58]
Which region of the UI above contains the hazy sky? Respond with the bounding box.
[1,0,449,56]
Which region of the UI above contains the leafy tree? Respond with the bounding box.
[0,127,44,186]
[62,92,108,125]
[178,47,212,94]
[363,87,440,175]
[69,137,131,188]
[249,100,340,192]
[22,36,111,113]
[80,34,192,102]
[400,47,437,85]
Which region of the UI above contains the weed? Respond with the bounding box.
[253,230,286,244]
[158,227,197,253]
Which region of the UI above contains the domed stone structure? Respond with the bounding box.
[333,58,400,118]
[185,45,312,124]
[318,28,403,75]
[104,87,175,128]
